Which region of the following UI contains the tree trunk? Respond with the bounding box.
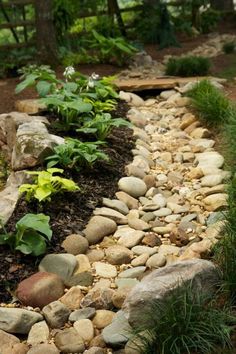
[35,0,58,66]
[107,0,126,37]
[210,0,234,11]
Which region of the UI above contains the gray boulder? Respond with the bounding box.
[123,259,219,327]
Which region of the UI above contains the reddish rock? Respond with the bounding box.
[16,272,65,308]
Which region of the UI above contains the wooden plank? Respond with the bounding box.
[0,19,35,29]
[114,77,225,91]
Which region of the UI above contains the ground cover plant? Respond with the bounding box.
[129,282,236,354]
[165,56,211,77]
[223,42,236,54]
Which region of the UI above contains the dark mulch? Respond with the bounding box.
[0,101,134,303]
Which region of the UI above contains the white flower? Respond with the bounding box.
[63,66,75,80]
[87,77,95,89]
[91,72,100,80]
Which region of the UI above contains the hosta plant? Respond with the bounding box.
[0,213,52,256]
[77,113,132,141]
[46,138,109,170]
[19,168,79,203]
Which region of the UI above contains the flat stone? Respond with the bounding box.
[196,151,224,169]
[203,193,228,211]
[152,194,166,207]
[153,208,172,217]
[102,311,132,347]
[94,262,117,278]
[105,246,133,265]
[141,212,155,222]
[0,308,43,334]
[16,272,65,309]
[69,307,96,322]
[146,253,166,268]
[118,177,147,198]
[39,254,77,284]
[115,191,139,209]
[115,278,139,289]
[42,301,70,328]
[94,207,127,224]
[127,210,150,230]
[74,319,94,342]
[132,245,157,256]
[152,224,174,234]
[123,260,219,327]
[27,321,49,346]
[118,266,146,279]
[190,138,215,149]
[102,198,129,215]
[158,244,180,256]
[84,216,117,245]
[54,328,85,353]
[125,164,146,179]
[93,310,116,329]
[61,234,89,255]
[59,286,84,310]
[117,228,144,248]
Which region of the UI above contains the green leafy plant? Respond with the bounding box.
[165,56,211,77]
[19,168,79,203]
[186,80,230,126]
[46,138,109,170]
[89,30,137,66]
[129,282,235,354]
[77,113,132,140]
[200,8,221,34]
[0,213,52,256]
[223,41,236,54]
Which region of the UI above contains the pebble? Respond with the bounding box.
[102,198,129,215]
[69,308,96,322]
[146,253,166,268]
[117,229,144,248]
[105,246,133,265]
[54,328,85,353]
[118,177,147,198]
[115,191,139,209]
[94,207,127,224]
[84,216,117,245]
[42,300,70,328]
[59,286,84,310]
[27,321,49,346]
[92,310,115,329]
[74,319,94,342]
[118,266,146,278]
[132,245,157,256]
[61,234,89,255]
[94,262,117,278]
[131,253,149,266]
[0,308,43,334]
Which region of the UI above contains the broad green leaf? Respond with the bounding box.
[21,231,47,256]
[63,82,78,93]
[16,213,52,239]
[66,101,93,113]
[15,74,38,94]
[35,186,52,202]
[47,168,64,174]
[36,81,52,97]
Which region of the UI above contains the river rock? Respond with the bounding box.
[54,328,85,353]
[0,329,21,354]
[115,191,139,209]
[27,321,49,346]
[27,343,59,354]
[105,246,133,265]
[118,177,147,198]
[119,91,144,106]
[154,207,172,217]
[102,198,129,215]
[125,164,146,179]
[146,253,166,268]
[201,174,223,187]
[84,216,117,244]
[42,301,70,328]
[203,193,228,211]
[86,249,105,262]
[196,151,224,169]
[102,311,132,347]
[69,307,96,322]
[123,259,220,327]
[16,272,65,308]
[118,266,146,279]
[61,234,89,255]
[0,308,43,334]
[39,254,78,284]
[127,210,150,230]
[84,347,105,354]
[80,288,115,310]
[74,319,94,342]
[132,245,157,256]
[93,310,116,329]
[59,286,84,310]
[94,262,117,278]
[131,253,149,267]
[94,207,127,224]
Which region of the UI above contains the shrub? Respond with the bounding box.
[19,168,79,203]
[223,41,236,54]
[186,80,230,126]
[129,282,235,354]
[0,213,52,256]
[165,56,211,77]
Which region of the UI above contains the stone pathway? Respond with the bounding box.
[0,80,228,354]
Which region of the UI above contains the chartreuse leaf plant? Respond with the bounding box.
[46,138,109,170]
[0,213,52,256]
[19,168,79,203]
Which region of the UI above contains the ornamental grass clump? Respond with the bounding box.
[129,282,235,354]
[186,80,230,126]
[165,56,211,77]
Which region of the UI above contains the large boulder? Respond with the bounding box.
[123,259,219,327]
[11,121,64,170]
